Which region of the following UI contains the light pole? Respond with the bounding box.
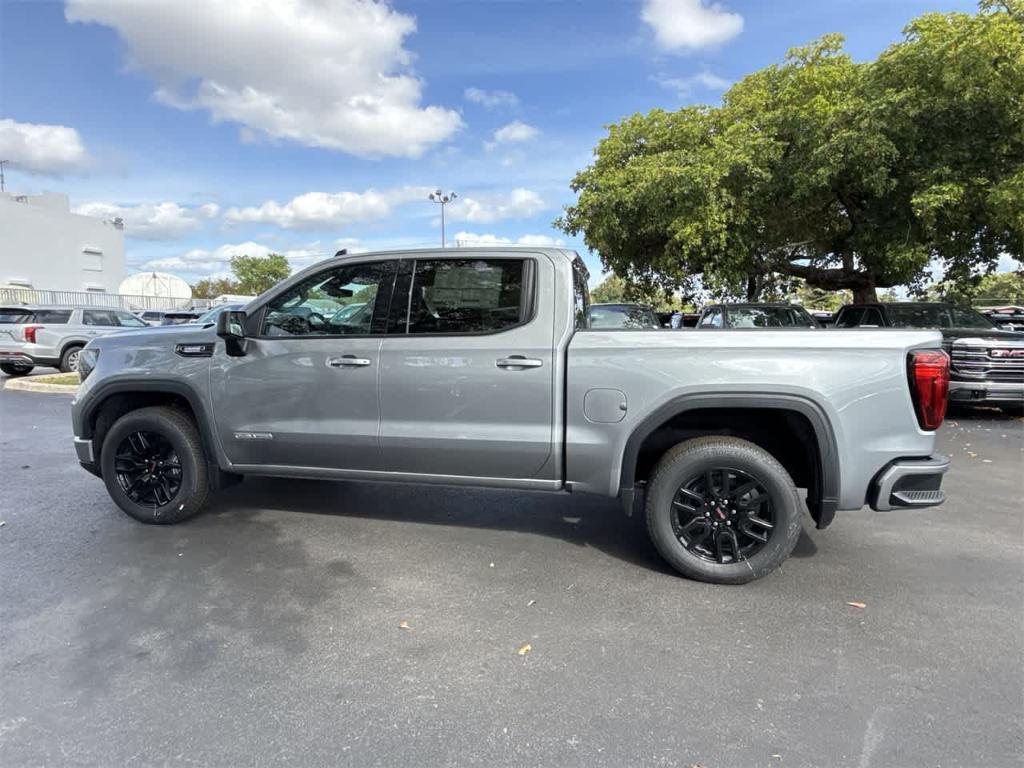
[428,189,457,247]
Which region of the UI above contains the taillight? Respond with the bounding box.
[23,325,43,343]
[908,349,950,431]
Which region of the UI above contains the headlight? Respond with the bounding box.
[78,347,99,382]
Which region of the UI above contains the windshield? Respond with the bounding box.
[886,304,994,330]
[588,304,660,329]
[727,306,816,328]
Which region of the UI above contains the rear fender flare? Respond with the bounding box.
[618,393,840,528]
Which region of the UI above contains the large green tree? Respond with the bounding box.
[559,1,1023,303]
[590,274,684,311]
[229,253,291,295]
[192,276,240,299]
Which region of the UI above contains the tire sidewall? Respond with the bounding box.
[100,410,204,524]
[60,346,82,373]
[647,441,802,584]
[1,363,33,376]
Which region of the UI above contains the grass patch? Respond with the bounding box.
[30,372,80,386]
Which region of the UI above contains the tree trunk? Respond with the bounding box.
[853,283,878,303]
[745,273,761,301]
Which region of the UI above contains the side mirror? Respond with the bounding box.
[216,310,248,356]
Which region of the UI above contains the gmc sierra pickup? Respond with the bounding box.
[71,248,952,583]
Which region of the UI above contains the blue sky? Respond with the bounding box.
[0,0,981,283]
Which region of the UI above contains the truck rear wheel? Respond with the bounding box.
[100,406,210,524]
[645,437,802,584]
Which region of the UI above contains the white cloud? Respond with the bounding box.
[452,232,565,247]
[448,188,546,223]
[642,0,743,52]
[224,186,431,230]
[141,240,328,277]
[73,200,218,240]
[654,71,731,98]
[65,0,462,158]
[493,121,540,144]
[464,87,519,109]
[0,118,90,174]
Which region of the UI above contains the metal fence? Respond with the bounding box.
[0,286,212,312]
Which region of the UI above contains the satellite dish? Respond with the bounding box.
[118,272,193,310]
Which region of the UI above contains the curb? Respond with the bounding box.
[2,378,79,394]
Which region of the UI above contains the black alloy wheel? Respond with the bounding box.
[114,430,183,507]
[671,467,776,564]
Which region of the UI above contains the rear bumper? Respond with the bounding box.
[949,379,1024,405]
[870,455,950,511]
[0,351,35,367]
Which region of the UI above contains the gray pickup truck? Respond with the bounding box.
[71,248,952,583]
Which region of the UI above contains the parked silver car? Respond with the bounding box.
[0,304,148,375]
[71,247,952,584]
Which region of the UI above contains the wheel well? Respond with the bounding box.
[60,340,85,358]
[89,392,197,464]
[632,407,823,508]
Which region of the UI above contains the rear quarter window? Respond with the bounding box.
[0,309,72,323]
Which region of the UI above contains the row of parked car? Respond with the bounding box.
[0,303,244,375]
[590,300,1024,413]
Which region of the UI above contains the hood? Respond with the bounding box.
[86,323,216,349]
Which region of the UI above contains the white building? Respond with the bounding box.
[0,191,126,294]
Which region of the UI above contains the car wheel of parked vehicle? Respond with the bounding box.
[645,437,802,584]
[100,406,210,524]
[0,363,33,377]
[59,345,83,373]
[999,404,1024,417]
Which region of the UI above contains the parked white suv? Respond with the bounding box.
[0,305,148,375]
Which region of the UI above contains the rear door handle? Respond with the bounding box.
[496,356,543,369]
[327,355,371,368]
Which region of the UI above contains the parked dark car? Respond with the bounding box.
[160,310,201,325]
[834,302,1024,413]
[981,305,1024,332]
[588,303,661,329]
[193,303,247,325]
[810,310,835,327]
[696,303,819,329]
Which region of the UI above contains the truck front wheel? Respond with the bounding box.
[100,406,210,524]
[645,437,802,584]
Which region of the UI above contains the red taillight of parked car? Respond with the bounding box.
[23,325,43,343]
[908,349,950,431]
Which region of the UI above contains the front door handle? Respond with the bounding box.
[327,355,371,368]
[496,356,543,369]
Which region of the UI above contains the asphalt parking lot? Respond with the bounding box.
[1,388,1021,767]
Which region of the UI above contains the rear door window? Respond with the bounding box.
[404,259,528,335]
[0,309,72,323]
[83,309,120,326]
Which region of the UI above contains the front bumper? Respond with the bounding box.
[949,379,1024,405]
[870,455,950,511]
[73,437,101,477]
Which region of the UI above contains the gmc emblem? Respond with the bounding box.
[991,349,1024,359]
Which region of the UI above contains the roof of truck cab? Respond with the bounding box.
[331,246,581,262]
